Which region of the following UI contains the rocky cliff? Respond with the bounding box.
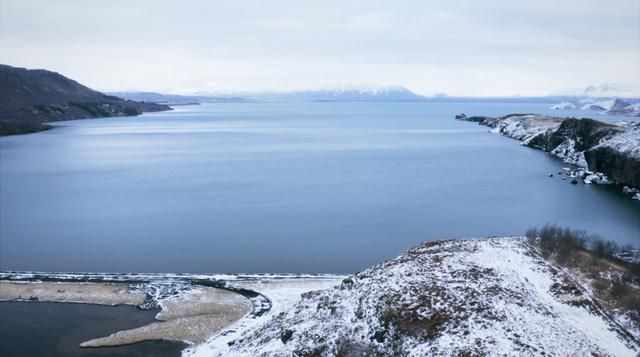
[0,64,171,135]
[456,113,640,190]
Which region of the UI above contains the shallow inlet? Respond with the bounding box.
[0,273,344,355]
[0,301,187,357]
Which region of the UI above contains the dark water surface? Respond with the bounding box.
[1,102,638,273]
[0,302,185,356]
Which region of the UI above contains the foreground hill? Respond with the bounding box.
[190,238,639,356]
[0,64,170,135]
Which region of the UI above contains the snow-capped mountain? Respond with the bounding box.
[608,102,640,116]
[218,86,428,102]
[581,98,631,112]
[550,101,577,110]
[551,98,639,116]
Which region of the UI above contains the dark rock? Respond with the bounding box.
[335,339,378,356]
[570,179,578,185]
[340,277,355,290]
[455,113,467,120]
[281,329,294,344]
[371,330,386,343]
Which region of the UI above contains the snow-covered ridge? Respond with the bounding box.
[203,238,639,356]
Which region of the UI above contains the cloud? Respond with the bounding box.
[345,13,396,33]
[1,0,638,96]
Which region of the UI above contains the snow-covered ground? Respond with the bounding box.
[184,278,343,356]
[595,121,640,160]
[2,240,637,356]
[200,238,639,356]
[486,114,563,146]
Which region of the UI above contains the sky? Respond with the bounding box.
[1,0,639,96]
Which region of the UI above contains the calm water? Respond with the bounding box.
[0,302,185,356]
[1,102,638,273]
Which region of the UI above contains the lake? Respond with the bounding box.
[1,102,638,273]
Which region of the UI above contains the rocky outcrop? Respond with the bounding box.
[456,113,640,189]
[0,64,171,135]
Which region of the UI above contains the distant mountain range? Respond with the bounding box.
[108,89,640,107]
[236,86,429,102]
[106,92,246,105]
[110,86,430,105]
[0,64,171,135]
[3,63,637,137]
[550,98,640,117]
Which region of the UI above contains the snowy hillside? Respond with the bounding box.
[193,238,639,356]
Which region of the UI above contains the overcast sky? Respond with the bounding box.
[1,0,639,96]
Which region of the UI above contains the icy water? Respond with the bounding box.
[1,102,638,273]
[0,302,185,356]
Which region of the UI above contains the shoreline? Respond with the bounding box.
[455,113,640,199]
[0,280,251,348]
[0,273,344,353]
[2,238,638,356]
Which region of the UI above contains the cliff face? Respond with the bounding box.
[456,113,640,189]
[585,147,640,190]
[545,119,620,151]
[0,64,171,135]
